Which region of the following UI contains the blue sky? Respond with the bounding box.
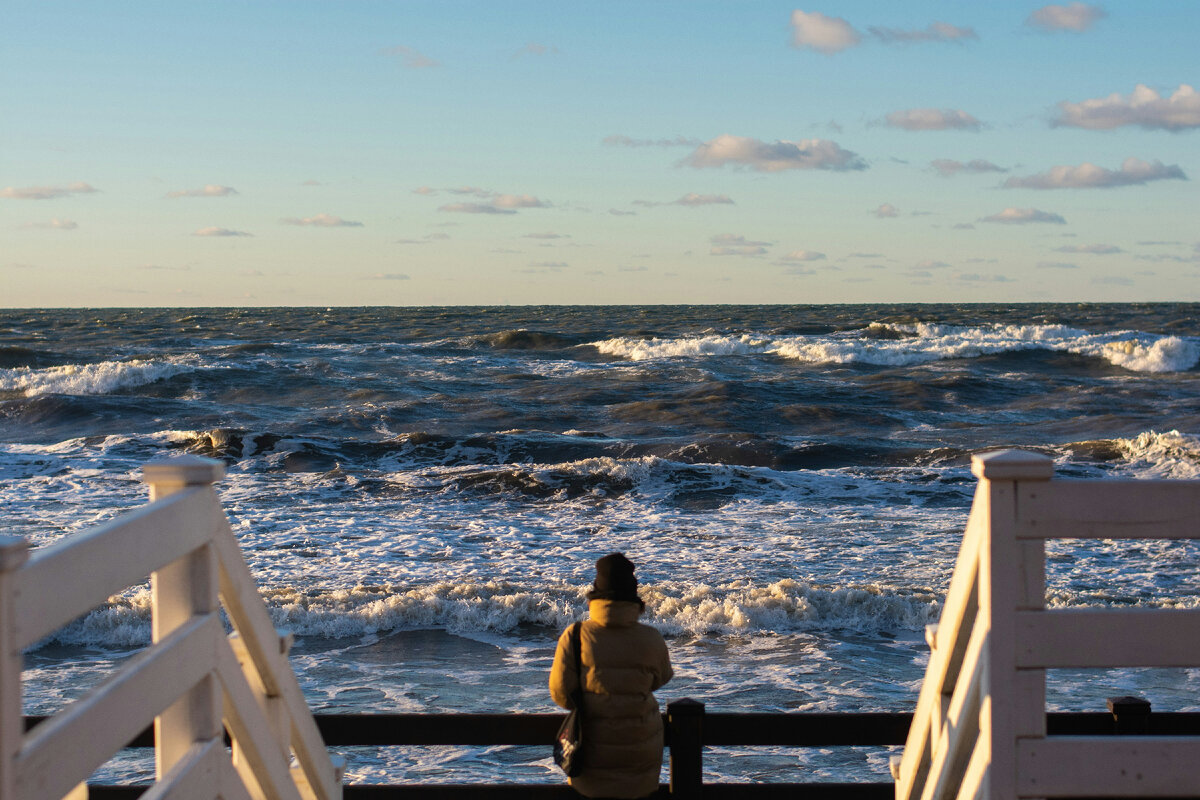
[3,1,1197,306]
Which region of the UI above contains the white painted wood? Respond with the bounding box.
[137,738,222,800]
[1015,608,1200,667]
[142,456,226,500]
[971,451,1053,482]
[62,783,88,800]
[1016,480,1200,539]
[1017,737,1200,797]
[954,721,990,800]
[12,489,222,650]
[15,614,221,800]
[0,537,30,800]
[215,639,304,800]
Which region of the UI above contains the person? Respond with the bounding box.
[550,552,674,799]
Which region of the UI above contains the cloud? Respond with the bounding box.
[868,22,977,43]
[777,250,826,264]
[193,226,253,237]
[979,207,1066,224]
[931,159,1006,176]
[395,238,427,245]
[1054,243,1122,254]
[885,108,982,131]
[1054,84,1200,131]
[602,134,701,147]
[166,184,237,199]
[1004,158,1186,189]
[412,186,436,195]
[19,218,78,230]
[426,232,450,240]
[1,182,98,200]
[439,203,515,215]
[363,272,411,281]
[917,260,952,269]
[280,213,364,227]
[513,42,559,58]
[1038,261,1080,269]
[381,45,438,68]
[683,134,866,172]
[710,233,771,256]
[493,194,547,209]
[957,273,1015,282]
[790,11,861,54]
[608,208,637,216]
[674,193,734,206]
[1026,3,1106,32]
[1092,276,1134,286]
[530,261,568,269]
[524,232,570,239]
[302,179,322,186]
[873,203,900,218]
[446,185,492,196]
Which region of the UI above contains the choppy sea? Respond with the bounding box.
[3,304,1200,786]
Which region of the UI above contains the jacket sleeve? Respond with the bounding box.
[548,625,579,710]
[650,633,673,692]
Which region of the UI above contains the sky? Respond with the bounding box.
[2,1,1198,306]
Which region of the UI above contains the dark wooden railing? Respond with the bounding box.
[30,696,1199,799]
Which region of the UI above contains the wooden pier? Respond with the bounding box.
[3,452,1200,799]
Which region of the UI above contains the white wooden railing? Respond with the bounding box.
[0,455,344,800]
[893,449,1200,800]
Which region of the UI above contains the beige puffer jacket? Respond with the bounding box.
[550,599,673,799]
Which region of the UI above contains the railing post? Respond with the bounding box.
[971,450,1053,800]
[1107,695,1151,735]
[0,538,30,800]
[142,455,226,781]
[667,698,704,798]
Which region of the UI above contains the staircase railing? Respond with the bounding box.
[893,449,1200,800]
[0,455,344,800]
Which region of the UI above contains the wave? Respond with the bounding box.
[0,358,199,397]
[0,346,73,370]
[36,578,943,648]
[586,323,1200,374]
[472,329,583,351]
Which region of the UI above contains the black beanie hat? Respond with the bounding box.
[587,552,643,607]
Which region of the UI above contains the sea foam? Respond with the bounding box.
[0,358,199,397]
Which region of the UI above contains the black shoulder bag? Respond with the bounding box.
[554,621,584,776]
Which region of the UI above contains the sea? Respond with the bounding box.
[3,304,1200,786]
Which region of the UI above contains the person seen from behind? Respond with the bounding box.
[550,552,674,799]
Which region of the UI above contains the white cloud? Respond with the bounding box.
[381,45,438,68]
[1054,243,1123,254]
[674,193,734,206]
[1,182,98,200]
[19,218,78,230]
[281,213,364,227]
[446,186,492,196]
[778,250,826,262]
[439,203,515,215]
[166,184,237,199]
[493,194,547,209]
[710,233,771,256]
[684,134,866,172]
[602,134,700,147]
[193,226,253,237]
[931,159,1006,176]
[873,203,900,218]
[412,186,436,195]
[1026,3,1106,32]
[979,207,1066,224]
[790,11,862,54]
[885,109,982,131]
[869,22,977,43]
[1004,158,1186,189]
[1054,84,1200,131]
[513,42,559,58]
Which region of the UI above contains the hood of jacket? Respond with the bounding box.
[588,598,641,627]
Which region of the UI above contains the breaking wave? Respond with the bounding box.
[36,578,943,648]
[587,323,1200,374]
[0,358,200,397]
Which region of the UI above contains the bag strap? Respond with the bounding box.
[570,620,584,709]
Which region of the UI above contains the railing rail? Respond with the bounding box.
[0,455,344,800]
[894,450,1200,800]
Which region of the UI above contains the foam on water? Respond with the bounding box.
[587,323,1200,373]
[1112,430,1200,479]
[0,357,201,396]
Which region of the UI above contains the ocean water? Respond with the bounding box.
[3,304,1200,786]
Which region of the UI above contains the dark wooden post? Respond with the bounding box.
[1107,695,1151,735]
[667,698,704,798]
